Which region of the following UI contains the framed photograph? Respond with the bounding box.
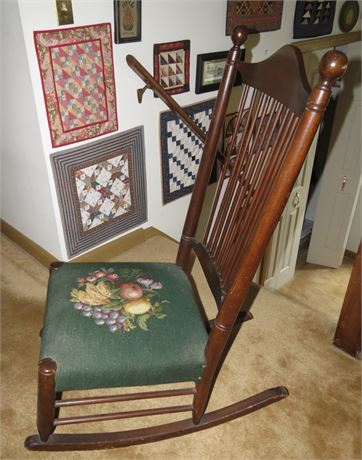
[195,50,244,94]
[114,0,142,44]
[154,40,190,96]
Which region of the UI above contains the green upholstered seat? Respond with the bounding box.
[40,262,208,392]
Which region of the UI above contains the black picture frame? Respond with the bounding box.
[195,50,244,94]
[114,0,142,44]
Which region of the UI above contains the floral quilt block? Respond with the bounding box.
[34,23,118,147]
[51,127,146,258]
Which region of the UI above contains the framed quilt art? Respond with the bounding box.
[226,1,283,35]
[52,127,147,258]
[293,1,336,38]
[34,23,118,148]
[154,40,190,96]
[160,99,216,204]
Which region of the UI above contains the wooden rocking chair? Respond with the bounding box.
[25,26,347,451]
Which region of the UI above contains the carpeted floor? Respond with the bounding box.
[1,234,361,459]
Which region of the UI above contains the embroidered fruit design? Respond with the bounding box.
[124,298,152,315]
[118,281,144,301]
[70,268,167,333]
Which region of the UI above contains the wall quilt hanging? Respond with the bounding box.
[154,40,190,96]
[51,127,147,258]
[34,23,118,148]
[226,1,283,35]
[160,99,216,204]
[293,1,336,38]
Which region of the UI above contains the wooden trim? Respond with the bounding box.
[54,405,193,426]
[1,219,56,267]
[25,387,288,451]
[56,387,196,408]
[1,219,178,267]
[292,31,361,54]
[344,249,357,261]
[73,227,178,262]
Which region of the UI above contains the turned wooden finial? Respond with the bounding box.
[38,358,57,375]
[319,49,348,83]
[231,26,248,48]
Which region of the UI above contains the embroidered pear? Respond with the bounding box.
[124,298,152,315]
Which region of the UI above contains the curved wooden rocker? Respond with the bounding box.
[25,387,288,451]
[25,26,347,451]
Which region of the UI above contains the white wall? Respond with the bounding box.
[2,0,358,260]
[1,0,62,257]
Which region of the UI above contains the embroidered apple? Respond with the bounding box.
[117,281,144,301]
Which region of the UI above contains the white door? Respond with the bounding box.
[261,136,318,289]
[307,43,362,268]
[261,51,323,289]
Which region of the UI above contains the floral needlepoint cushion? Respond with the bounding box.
[70,268,168,333]
[40,263,208,391]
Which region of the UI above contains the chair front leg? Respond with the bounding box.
[37,358,57,442]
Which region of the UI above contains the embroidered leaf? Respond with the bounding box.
[110,288,121,299]
[154,313,167,320]
[137,314,150,331]
[101,300,123,309]
[124,318,136,332]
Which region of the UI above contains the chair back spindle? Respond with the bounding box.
[175,27,347,422]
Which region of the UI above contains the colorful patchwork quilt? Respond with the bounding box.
[34,23,118,147]
[160,99,215,204]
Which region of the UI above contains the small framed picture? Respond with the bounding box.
[195,50,244,94]
[114,0,142,44]
[154,40,190,96]
[56,0,74,25]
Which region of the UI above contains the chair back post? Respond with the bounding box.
[176,26,248,271]
[192,49,348,424]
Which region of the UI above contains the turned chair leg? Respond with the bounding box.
[37,358,57,442]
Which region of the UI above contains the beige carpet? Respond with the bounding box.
[1,234,361,459]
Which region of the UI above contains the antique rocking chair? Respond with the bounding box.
[25,26,347,451]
